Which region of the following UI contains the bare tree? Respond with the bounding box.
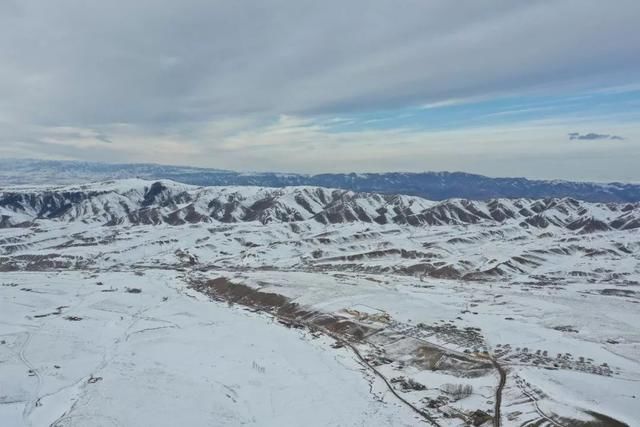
[441,383,473,401]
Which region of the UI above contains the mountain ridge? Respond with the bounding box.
[2,158,640,203]
[1,179,638,233]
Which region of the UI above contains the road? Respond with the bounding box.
[489,357,506,427]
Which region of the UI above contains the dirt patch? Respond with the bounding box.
[193,278,288,311]
[412,345,446,370]
[191,278,373,341]
[34,305,68,318]
[0,254,87,271]
[598,288,637,298]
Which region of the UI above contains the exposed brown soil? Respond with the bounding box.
[191,278,374,342]
[190,277,503,426]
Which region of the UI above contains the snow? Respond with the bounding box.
[0,271,419,427]
[1,179,639,426]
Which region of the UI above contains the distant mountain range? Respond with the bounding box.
[2,158,640,203]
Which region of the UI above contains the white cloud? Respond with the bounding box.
[4,114,637,182]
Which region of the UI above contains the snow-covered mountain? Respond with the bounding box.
[1,179,639,284]
[2,179,639,426]
[2,179,639,232]
[2,158,640,202]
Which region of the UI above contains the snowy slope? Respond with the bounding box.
[0,270,419,427]
[1,179,639,426]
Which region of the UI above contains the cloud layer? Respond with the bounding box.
[0,0,639,180]
[3,1,639,124]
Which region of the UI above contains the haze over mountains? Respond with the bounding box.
[2,158,640,203]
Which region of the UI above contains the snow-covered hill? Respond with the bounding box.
[2,179,639,231]
[2,179,639,283]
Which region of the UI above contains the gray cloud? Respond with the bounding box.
[568,132,625,141]
[95,134,113,144]
[0,0,639,129]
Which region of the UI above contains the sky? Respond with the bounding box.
[1,0,639,182]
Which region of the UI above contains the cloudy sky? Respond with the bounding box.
[1,0,639,181]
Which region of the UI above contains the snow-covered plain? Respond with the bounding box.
[1,180,639,426]
[0,270,421,427]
